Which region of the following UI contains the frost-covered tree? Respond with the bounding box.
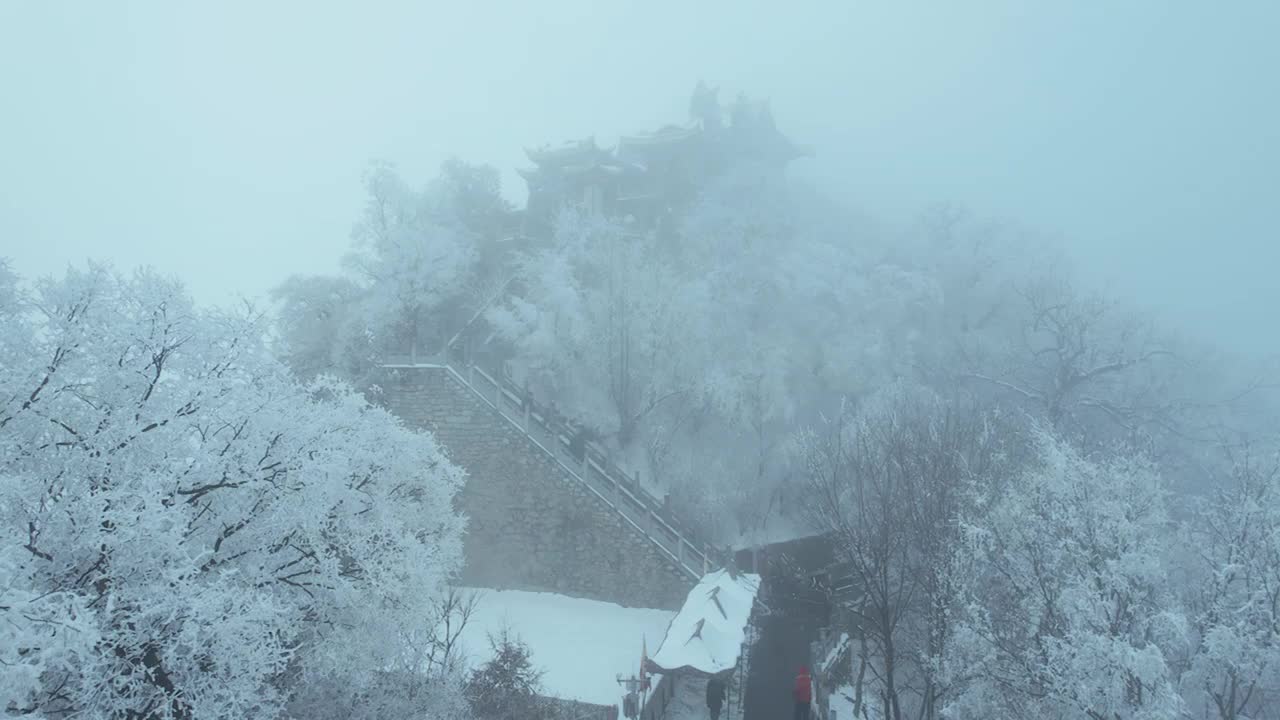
[946,256,1196,455]
[909,208,1274,491]
[343,161,477,357]
[946,430,1185,720]
[274,159,508,382]
[428,157,517,276]
[285,587,480,720]
[487,163,951,541]
[799,385,1008,720]
[0,264,465,718]
[465,629,550,720]
[1179,446,1280,719]
[269,274,374,384]
[488,209,693,445]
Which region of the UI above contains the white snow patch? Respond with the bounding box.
[821,633,850,675]
[828,683,880,720]
[457,588,675,708]
[650,570,761,675]
[829,684,855,720]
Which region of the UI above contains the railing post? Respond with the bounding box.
[580,453,589,480]
[468,364,475,388]
[523,403,530,432]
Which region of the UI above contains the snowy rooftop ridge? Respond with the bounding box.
[648,569,761,677]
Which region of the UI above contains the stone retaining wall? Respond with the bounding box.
[380,366,692,610]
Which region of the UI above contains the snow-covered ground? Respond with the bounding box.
[456,588,676,709]
[829,684,879,720]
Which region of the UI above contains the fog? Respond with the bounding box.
[5,4,1280,720]
[3,1,1277,354]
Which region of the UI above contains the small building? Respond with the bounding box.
[643,568,764,720]
[518,84,809,238]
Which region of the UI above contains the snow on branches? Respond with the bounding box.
[1179,449,1280,719]
[0,265,465,718]
[946,429,1185,720]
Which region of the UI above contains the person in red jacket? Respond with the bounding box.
[793,666,813,720]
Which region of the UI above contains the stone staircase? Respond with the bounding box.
[383,353,721,580]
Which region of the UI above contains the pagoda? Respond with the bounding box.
[517,84,808,238]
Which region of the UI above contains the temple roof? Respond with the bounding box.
[524,137,610,167]
[519,90,810,212]
[519,159,645,186]
[617,123,703,152]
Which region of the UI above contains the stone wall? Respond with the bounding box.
[380,365,693,610]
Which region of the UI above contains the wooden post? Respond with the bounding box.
[580,453,589,480]
[468,364,475,388]
[523,403,530,432]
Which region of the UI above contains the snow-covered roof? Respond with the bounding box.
[648,569,762,676]
[524,138,606,166]
[617,123,702,149]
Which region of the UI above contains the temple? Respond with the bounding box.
[517,83,809,238]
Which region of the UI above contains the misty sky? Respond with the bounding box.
[2,1,1277,354]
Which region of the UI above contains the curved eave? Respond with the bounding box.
[524,138,605,167]
[617,124,703,152]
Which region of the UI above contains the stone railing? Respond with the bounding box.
[810,609,854,720]
[383,353,721,580]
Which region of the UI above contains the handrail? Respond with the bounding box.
[471,369,692,572]
[384,355,718,579]
[465,362,713,553]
